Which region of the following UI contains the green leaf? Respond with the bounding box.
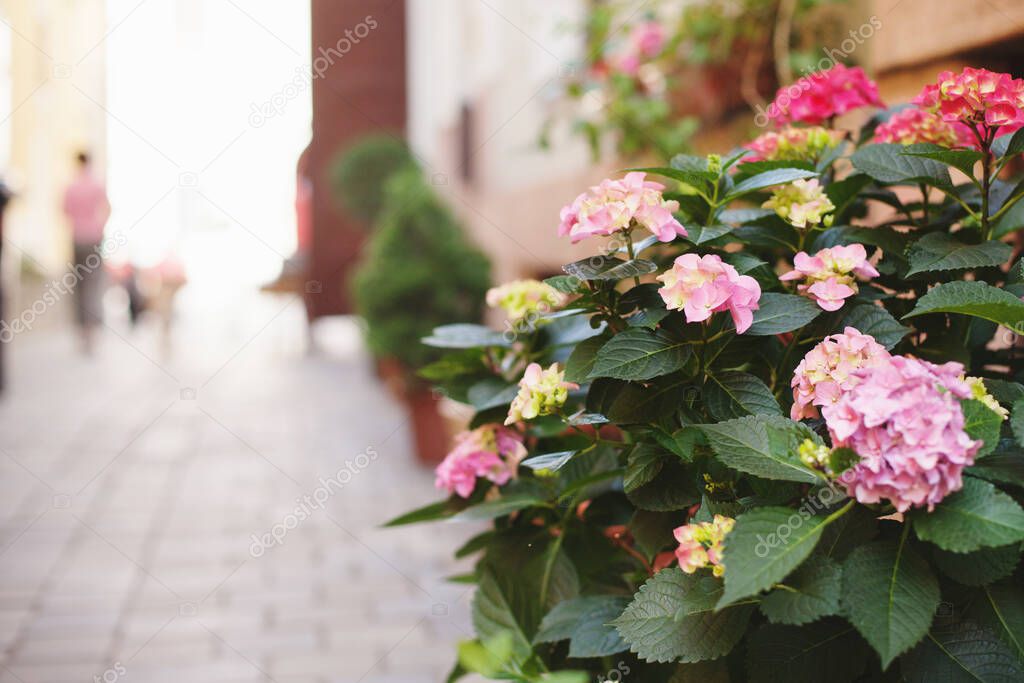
[564,336,606,384]
[568,597,630,658]
[544,274,584,294]
[473,571,534,661]
[746,620,870,683]
[912,478,1024,553]
[969,583,1024,661]
[903,145,985,178]
[626,457,702,512]
[631,160,715,190]
[851,143,952,187]
[905,233,1013,277]
[563,256,658,281]
[724,168,819,201]
[996,127,1024,159]
[453,494,548,522]
[705,372,782,420]
[904,281,1024,328]
[467,378,519,411]
[760,555,842,625]
[613,569,754,663]
[841,303,911,349]
[842,537,941,667]
[1012,398,1024,447]
[718,506,840,607]
[383,499,457,526]
[623,443,666,494]
[963,399,1005,458]
[423,323,511,348]
[969,442,1024,487]
[933,544,1022,586]
[1010,258,1024,284]
[746,293,822,336]
[684,223,734,245]
[630,510,679,560]
[589,329,691,381]
[457,632,514,677]
[522,451,577,473]
[700,415,824,483]
[901,621,1023,682]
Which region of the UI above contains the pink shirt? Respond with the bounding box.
[63,171,110,244]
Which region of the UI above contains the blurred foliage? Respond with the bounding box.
[329,134,415,226]
[352,167,491,372]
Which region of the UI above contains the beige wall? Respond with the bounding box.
[1,0,107,275]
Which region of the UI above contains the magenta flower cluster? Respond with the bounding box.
[766,64,883,126]
[821,355,981,512]
[790,327,890,420]
[914,67,1024,137]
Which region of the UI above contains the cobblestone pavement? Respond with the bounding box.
[0,291,479,682]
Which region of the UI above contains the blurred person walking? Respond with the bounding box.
[62,152,110,354]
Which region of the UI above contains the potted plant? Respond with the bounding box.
[352,167,491,463]
[329,133,415,227]
[389,66,1024,681]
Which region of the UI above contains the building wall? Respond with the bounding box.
[0,0,108,274]
[308,0,406,318]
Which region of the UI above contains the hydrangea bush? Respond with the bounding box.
[391,66,1024,682]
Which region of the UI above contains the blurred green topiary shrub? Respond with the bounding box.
[329,134,415,225]
[352,167,491,371]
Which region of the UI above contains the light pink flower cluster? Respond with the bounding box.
[914,68,1024,137]
[873,107,975,148]
[610,21,667,76]
[780,244,880,311]
[435,425,527,498]
[558,172,687,244]
[767,64,883,126]
[505,363,578,425]
[743,126,841,163]
[674,515,734,577]
[822,356,981,512]
[656,254,761,333]
[790,327,891,420]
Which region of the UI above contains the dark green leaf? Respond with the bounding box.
[623,443,666,494]
[912,478,1024,553]
[901,621,1023,682]
[613,569,755,663]
[705,372,782,420]
[760,555,842,625]
[719,506,837,607]
[963,399,1005,458]
[841,303,911,349]
[851,143,952,187]
[906,233,1013,276]
[746,293,822,336]
[589,329,691,381]
[933,544,1021,586]
[842,538,940,667]
[383,500,457,526]
[700,416,824,483]
[903,145,985,178]
[969,583,1024,661]
[472,571,534,660]
[564,335,606,384]
[724,168,819,201]
[746,620,870,683]
[453,494,548,522]
[904,281,1024,328]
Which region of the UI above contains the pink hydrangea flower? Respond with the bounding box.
[790,327,891,420]
[873,107,976,148]
[435,425,527,498]
[558,172,687,244]
[673,515,734,577]
[743,126,842,163]
[780,244,880,311]
[610,21,666,76]
[505,363,578,425]
[656,253,761,333]
[914,68,1024,138]
[767,64,883,126]
[822,356,981,512]
[763,179,835,229]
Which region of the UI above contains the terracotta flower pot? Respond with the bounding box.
[404,387,449,465]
